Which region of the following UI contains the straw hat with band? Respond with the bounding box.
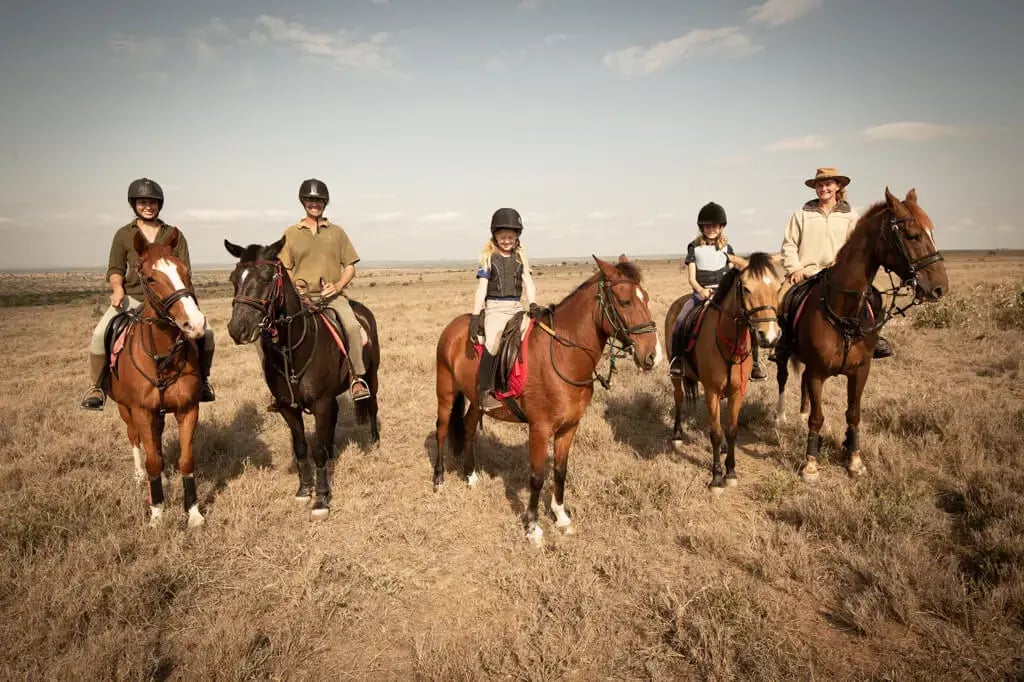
[805,167,850,188]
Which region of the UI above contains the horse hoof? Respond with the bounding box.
[188,514,206,528]
[671,439,684,452]
[310,507,330,522]
[294,492,312,503]
[466,471,480,488]
[148,506,165,527]
[801,469,820,483]
[709,485,725,496]
[558,522,577,536]
[725,477,739,488]
[433,482,444,493]
[526,523,544,547]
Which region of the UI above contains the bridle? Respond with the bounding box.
[709,271,779,374]
[538,275,658,389]
[230,259,286,334]
[138,259,198,325]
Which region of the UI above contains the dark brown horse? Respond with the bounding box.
[664,253,782,492]
[109,230,207,526]
[434,255,662,545]
[775,188,948,480]
[225,239,381,521]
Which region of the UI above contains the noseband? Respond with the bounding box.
[885,213,944,286]
[231,260,286,331]
[596,278,658,351]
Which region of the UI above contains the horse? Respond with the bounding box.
[775,188,948,480]
[224,238,381,521]
[664,253,782,492]
[434,255,663,545]
[108,230,208,527]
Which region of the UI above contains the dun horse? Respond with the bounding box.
[775,188,948,480]
[434,255,662,545]
[108,230,208,526]
[664,253,782,491]
[225,239,381,521]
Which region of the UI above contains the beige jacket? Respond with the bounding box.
[780,199,860,277]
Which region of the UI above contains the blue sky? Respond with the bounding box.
[1,0,1021,269]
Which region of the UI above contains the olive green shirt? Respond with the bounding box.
[105,220,191,298]
[279,218,360,293]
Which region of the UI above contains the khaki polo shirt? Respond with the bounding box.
[106,220,191,298]
[279,218,360,293]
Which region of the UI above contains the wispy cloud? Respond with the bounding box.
[762,134,829,151]
[366,211,407,222]
[545,33,570,45]
[250,15,400,75]
[587,211,614,220]
[186,18,234,64]
[181,208,292,222]
[861,121,961,142]
[747,0,822,28]
[107,33,165,61]
[603,27,761,76]
[415,211,462,224]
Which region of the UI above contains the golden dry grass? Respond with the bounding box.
[1,253,1023,680]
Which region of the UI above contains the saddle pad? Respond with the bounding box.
[473,318,535,400]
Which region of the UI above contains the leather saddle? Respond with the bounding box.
[491,311,528,395]
[103,309,140,380]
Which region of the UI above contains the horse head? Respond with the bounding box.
[881,188,948,301]
[737,252,783,348]
[224,238,287,344]
[593,255,663,371]
[133,229,206,339]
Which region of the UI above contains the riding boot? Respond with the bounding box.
[750,343,767,381]
[80,353,108,410]
[873,337,894,359]
[478,351,500,410]
[197,337,215,402]
[669,325,686,377]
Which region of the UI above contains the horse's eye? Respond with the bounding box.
[619,298,632,307]
[907,233,922,242]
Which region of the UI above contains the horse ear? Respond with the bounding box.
[617,254,629,264]
[905,188,918,204]
[224,239,244,258]
[592,254,617,278]
[884,186,901,211]
[265,237,286,260]
[132,230,148,256]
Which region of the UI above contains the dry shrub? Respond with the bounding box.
[992,285,1024,330]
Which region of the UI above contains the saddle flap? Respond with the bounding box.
[104,310,139,377]
[494,311,528,394]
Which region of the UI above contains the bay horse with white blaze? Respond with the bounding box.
[434,255,662,545]
[225,238,381,521]
[108,230,207,526]
[775,188,948,480]
[664,253,782,492]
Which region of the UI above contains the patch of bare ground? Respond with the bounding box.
[1,254,1022,679]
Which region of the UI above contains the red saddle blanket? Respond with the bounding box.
[474,318,535,400]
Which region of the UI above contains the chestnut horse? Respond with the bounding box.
[109,230,208,526]
[775,188,948,480]
[434,255,662,545]
[224,238,381,521]
[664,253,782,492]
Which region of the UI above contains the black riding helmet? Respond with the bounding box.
[299,178,329,206]
[697,201,727,227]
[490,207,523,234]
[128,178,164,216]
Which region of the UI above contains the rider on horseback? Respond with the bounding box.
[669,202,763,379]
[774,167,894,361]
[469,208,540,411]
[80,178,215,409]
[279,179,371,401]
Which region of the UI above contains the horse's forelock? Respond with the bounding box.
[614,260,643,283]
[743,252,777,282]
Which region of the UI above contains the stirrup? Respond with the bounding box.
[350,377,371,401]
[80,387,106,411]
[668,357,683,377]
[200,382,216,402]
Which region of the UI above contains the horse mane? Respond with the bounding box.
[709,252,776,306]
[556,260,644,308]
[710,268,741,305]
[834,201,887,264]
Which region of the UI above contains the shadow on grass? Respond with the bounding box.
[603,390,678,460]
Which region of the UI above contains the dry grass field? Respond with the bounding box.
[1,252,1023,680]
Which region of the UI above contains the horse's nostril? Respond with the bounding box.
[933,286,944,299]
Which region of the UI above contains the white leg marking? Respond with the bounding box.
[776,392,786,424]
[132,446,145,484]
[550,500,573,530]
[466,471,480,488]
[149,504,165,527]
[187,504,205,527]
[653,333,665,366]
[526,522,544,546]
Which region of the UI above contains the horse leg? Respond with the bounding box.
[525,424,553,546]
[310,397,338,521]
[133,407,166,525]
[463,401,483,487]
[550,422,580,535]
[174,406,204,528]
[724,388,743,488]
[279,406,313,502]
[671,377,685,445]
[801,374,826,482]
[799,366,811,420]
[844,367,870,477]
[705,390,726,493]
[775,352,791,427]
[118,403,145,484]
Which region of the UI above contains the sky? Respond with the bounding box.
[1,0,1022,270]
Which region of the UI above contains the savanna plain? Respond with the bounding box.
[1,251,1023,680]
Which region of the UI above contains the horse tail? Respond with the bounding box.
[448,392,467,457]
[683,376,699,408]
